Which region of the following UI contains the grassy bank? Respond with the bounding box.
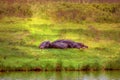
[0,17,120,71]
[0,1,120,71]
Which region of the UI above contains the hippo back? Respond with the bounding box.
[52,39,75,48]
[51,42,68,49]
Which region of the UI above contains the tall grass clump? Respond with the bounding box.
[0,1,32,18]
[0,1,120,23]
[49,3,120,23]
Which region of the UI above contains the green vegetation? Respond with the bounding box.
[0,1,120,23]
[0,1,120,71]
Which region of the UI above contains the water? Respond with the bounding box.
[0,71,120,80]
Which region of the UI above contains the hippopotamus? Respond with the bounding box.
[39,39,88,49]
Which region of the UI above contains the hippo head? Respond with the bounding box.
[39,41,51,49]
[77,43,88,48]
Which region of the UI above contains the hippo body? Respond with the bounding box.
[51,42,68,49]
[52,40,75,48]
[39,40,88,49]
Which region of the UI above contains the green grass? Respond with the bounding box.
[0,17,120,71]
[0,1,120,71]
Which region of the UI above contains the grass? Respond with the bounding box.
[0,17,120,71]
[0,2,120,23]
[0,1,120,71]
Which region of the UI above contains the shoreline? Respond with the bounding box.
[0,68,120,72]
